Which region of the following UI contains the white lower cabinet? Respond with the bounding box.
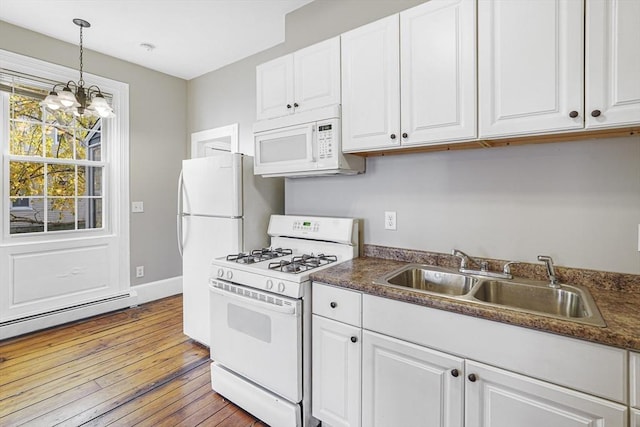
[465,360,627,427]
[632,352,640,426]
[312,285,630,427]
[311,314,361,427]
[362,330,464,427]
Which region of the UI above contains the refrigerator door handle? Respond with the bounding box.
[177,169,184,257]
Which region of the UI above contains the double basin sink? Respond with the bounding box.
[374,264,606,327]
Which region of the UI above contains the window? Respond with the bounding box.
[2,49,129,245]
[6,90,104,234]
[10,197,31,214]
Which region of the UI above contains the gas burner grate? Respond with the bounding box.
[227,248,293,264]
[268,253,338,274]
[251,248,293,259]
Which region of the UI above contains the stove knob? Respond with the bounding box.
[217,268,224,278]
[266,279,274,290]
[278,282,286,293]
[226,270,233,280]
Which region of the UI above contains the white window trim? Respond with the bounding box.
[0,49,130,287]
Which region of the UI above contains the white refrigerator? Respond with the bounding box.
[177,153,283,346]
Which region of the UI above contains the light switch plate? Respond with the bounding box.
[132,201,144,213]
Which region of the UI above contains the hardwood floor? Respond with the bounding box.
[0,295,267,426]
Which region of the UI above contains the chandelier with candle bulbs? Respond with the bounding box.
[42,18,115,118]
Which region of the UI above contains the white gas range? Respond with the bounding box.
[208,215,359,427]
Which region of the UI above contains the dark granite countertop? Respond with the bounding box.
[310,252,640,351]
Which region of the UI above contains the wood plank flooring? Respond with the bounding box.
[0,295,268,426]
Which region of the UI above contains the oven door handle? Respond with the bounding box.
[209,283,297,315]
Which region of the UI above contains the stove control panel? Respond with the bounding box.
[293,220,320,232]
[268,215,358,245]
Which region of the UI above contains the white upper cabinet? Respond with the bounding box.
[341,14,401,152]
[400,0,476,146]
[293,37,341,115]
[256,37,340,121]
[478,0,585,138]
[586,0,640,129]
[256,55,294,120]
[342,0,476,152]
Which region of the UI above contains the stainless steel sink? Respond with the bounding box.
[374,265,478,296]
[470,280,605,323]
[375,265,606,327]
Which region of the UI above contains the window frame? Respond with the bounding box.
[0,49,129,246]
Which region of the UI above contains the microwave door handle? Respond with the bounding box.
[310,125,316,163]
[209,281,297,315]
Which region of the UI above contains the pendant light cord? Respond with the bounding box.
[78,24,84,87]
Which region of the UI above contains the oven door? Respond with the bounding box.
[209,279,302,403]
[254,123,315,176]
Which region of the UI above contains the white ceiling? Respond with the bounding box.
[0,0,314,80]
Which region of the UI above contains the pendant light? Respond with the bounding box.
[42,18,115,118]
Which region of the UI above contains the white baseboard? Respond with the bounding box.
[0,291,138,340]
[0,277,183,340]
[132,276,183,305]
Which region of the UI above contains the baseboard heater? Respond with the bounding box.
[0,291,138,340]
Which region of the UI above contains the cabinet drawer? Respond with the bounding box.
[313,283,361,326]
[632,352,640,409]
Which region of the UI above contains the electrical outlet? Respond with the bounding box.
[132,201,144,213]
[384,211,397,230]
[136,266,144,278]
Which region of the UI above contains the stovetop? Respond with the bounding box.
[209,215,359,299]
[225,248,338,274]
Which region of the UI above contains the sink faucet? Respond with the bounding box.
[451,249,511,279]
[538,255,560,289]
[452,249,486,271]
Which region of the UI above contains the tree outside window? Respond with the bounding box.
[7,90,104,234]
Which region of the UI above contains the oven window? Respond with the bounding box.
[227,303,272,343]
[260,134,307,163]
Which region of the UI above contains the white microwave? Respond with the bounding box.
[253,105,365,178]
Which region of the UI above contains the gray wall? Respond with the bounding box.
[188,0,640,275]
[1,21,187,285]
[287,137,640,274]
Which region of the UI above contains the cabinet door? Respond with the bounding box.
[312,315,361,427]
[478,0,584,137]
[256,55,294,120]
[586,0,640,129]
[341,14,400,152]
[293,37,340,114]
[362,330,464,427]
[465,360,627,427]
[632,408,640,427]
[400,0,476,146]
[632,352,640,409]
